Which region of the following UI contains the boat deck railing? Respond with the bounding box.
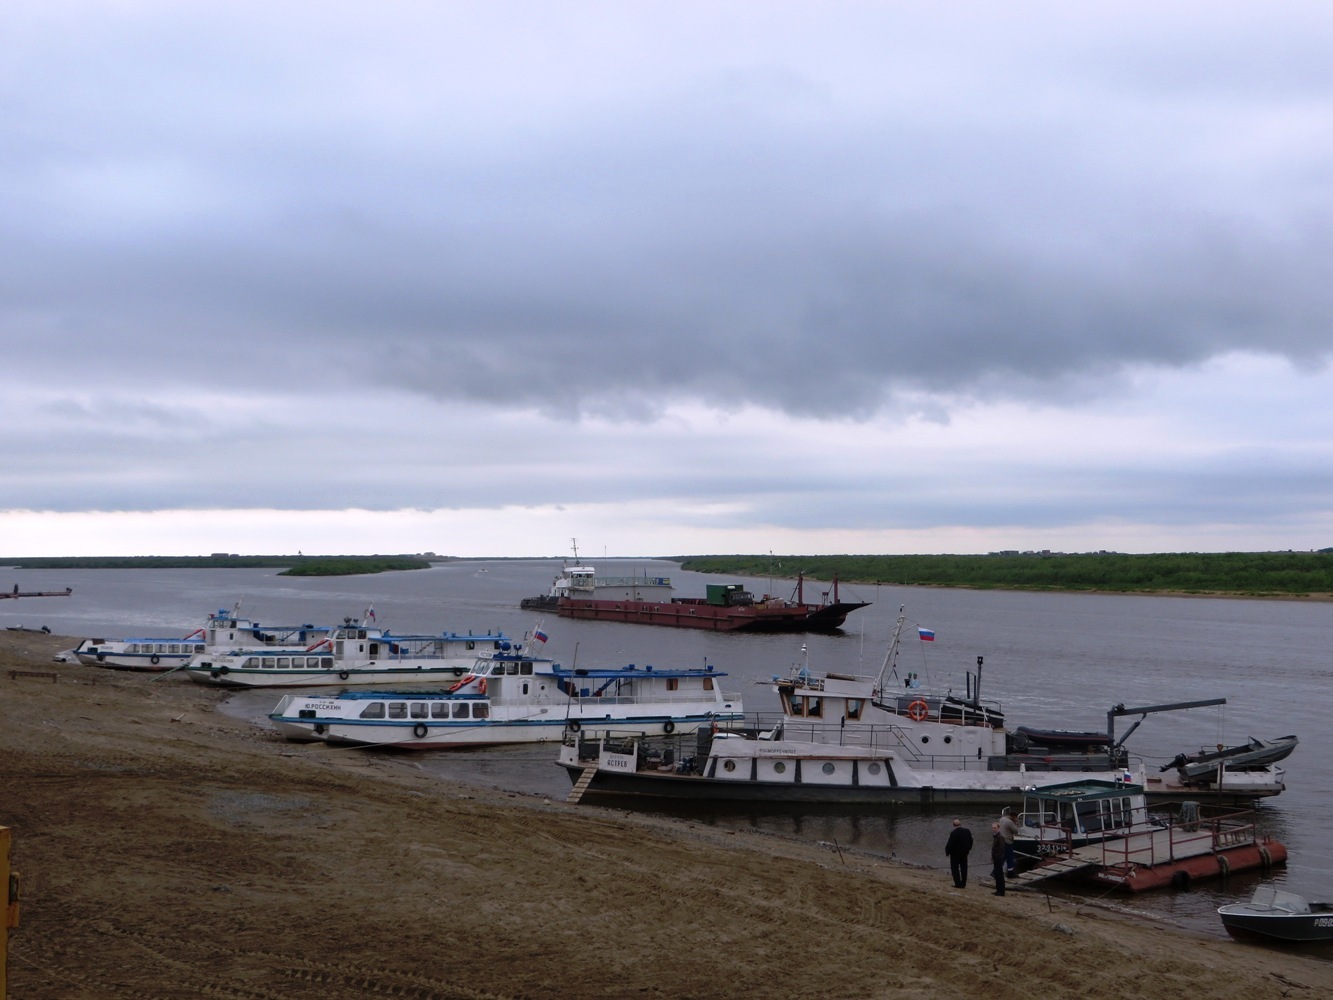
[1036,803,1260,868]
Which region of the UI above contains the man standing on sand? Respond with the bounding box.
[990,822,1007,895]
[999,806,1021,876]
[944,818,973,888]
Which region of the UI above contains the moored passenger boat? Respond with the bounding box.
[186,617,512,688]
[74,605,330,672]
[268,653,743,748]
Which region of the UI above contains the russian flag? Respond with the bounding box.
[917,627,935,641]
[534,628,549,643]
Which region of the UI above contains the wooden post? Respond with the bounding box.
[1,824,13,999]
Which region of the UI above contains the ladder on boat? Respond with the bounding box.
[565,766,598,804]
[1004,847,1104,888]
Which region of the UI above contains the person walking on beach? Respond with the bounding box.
[990,822,1007,896]
[944,818,973,888]
[998,806,1021,876]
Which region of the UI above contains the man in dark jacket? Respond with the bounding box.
[944,818,974,888]
[990,822,1007,896]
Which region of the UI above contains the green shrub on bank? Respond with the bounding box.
[677,551,1333,597]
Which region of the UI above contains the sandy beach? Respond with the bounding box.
[2,631,1330,1000]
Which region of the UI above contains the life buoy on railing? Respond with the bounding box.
[149,654,161,666]
[413,723,428,739]
[478,677,488,695]
[663,720,676,734]
[907,700,929,722]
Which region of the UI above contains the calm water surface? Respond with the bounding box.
[8,559,1331,938]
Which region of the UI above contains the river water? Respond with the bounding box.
[8,558,1331,938]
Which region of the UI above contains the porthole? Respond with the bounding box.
[723,760,737,772]
[821,762,836,775]
[867,762,882,775]
[920,736,930,744]
[943,735,953,744]
[773,761,786,774]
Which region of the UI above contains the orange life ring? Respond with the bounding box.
[478,677,488,695]
[907,699,929,721]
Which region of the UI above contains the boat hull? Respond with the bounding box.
[187,662,480,688]
[558,737,1284,806]
[556,597,869,633]
[274,713,739,749]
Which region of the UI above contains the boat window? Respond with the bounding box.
[506,661,519,675]
[703,677,714,691]
[360,702,385,719]
[410,703,428,719]
[277,658,291,669]
[368,643,379,658]
[320,657,333,669]
[666,678,680,691]
[867,762,881,775]
[522,683,529,695]
[387,702,408,719]
[125,644,137,653]
[520,661,533,675]
[358,630,367,640]
[473,703,489,719]
[194,644,205,653]
[169,644,180,654]
[431,703,449,719]
[451,703,469,719]
[306,657,322,668]
[806,697,822,718]
[723,760,736,772]
[262,657,276,670]
[846,699,864,721]
[244,658,260,668]
[466,641,476,650]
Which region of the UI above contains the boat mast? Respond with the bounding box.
[874,607,908,694]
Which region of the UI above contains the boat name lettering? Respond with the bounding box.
[603,757,634,771]
[1316,918,1333,928]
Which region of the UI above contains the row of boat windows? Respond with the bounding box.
[359,701,491,720]
[480,660,536,676]
[720,759,884,777]
[241,657,335,670]
[784,696,864,720]
[337,629,498,649]
[124,643,206,654]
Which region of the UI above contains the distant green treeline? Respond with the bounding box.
[1,555,433,577]
[678,551,1333,597]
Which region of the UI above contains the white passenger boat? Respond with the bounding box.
[73,605,331,672]
[185,617,512,688]
[267,653,743,747]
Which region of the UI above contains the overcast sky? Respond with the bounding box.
[4,2,1333,558]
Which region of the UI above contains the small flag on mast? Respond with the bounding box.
[534,628,548,643]
[917,627,935,641]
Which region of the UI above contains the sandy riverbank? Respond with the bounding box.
[2,631,1330,999]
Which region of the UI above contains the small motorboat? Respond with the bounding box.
[1162,735,1299,781]
[1218,887,1333,942]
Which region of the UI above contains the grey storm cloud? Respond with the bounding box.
[4,2,1333,549]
